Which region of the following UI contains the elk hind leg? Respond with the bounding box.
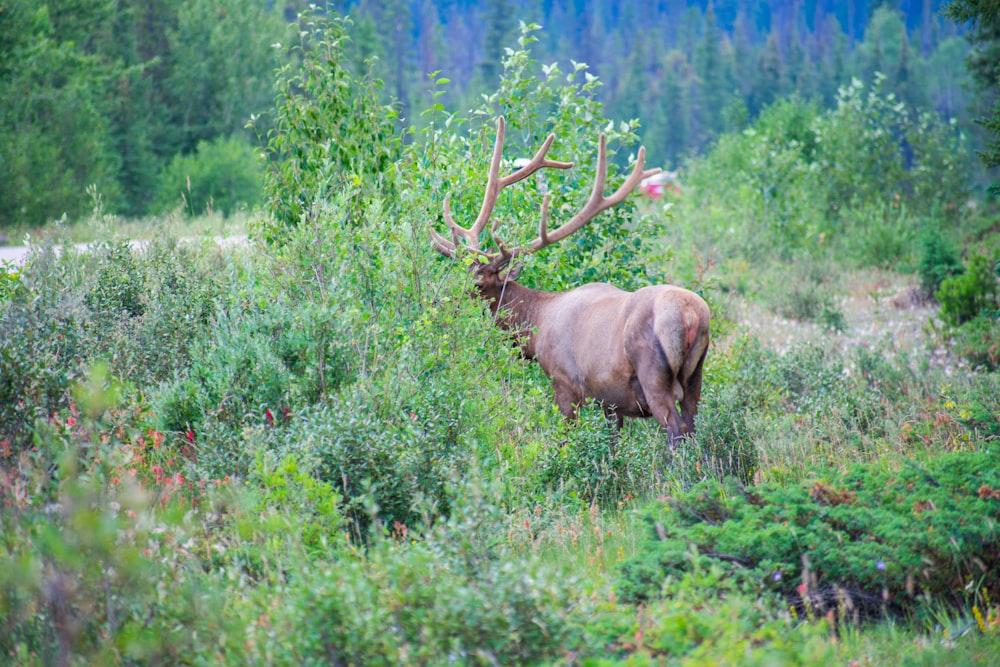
[679,352,706,435]
[633,355,686,446]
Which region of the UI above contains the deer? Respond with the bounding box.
[428,117,710,445]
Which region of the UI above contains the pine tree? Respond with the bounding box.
[693,2,727,142]
[944,0,1000,190]
[750,31,784,115]
[480,0,514,88]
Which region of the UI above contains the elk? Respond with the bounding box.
[428,118,710,444]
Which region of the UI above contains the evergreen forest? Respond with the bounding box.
[0,0,989,227]
[1,0,1000,664]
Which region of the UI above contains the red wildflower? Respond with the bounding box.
[186,430,195,444]
[66,416,77,427]
[266,409,275,426]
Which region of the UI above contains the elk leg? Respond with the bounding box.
[680,353,706,435]
[632,357,686,445]
[551,377,582,420]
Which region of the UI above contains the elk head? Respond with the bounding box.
[428,117,711,444]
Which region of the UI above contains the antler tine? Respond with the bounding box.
[470,117,573,236]
[531,136,661,252]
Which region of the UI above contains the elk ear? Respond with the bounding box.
[506,261,524,281]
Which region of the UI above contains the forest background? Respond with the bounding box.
[0,0,989,230]
[2,0,1000,663]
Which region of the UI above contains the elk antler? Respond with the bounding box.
[529,134,660,253]
[428,117,573,258]
[429,116,660,265]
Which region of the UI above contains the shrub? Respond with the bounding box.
[0,246,92,447]
[679,76,970,268]
[253,11,400,237]
[0,229,226,450]
[269,479,577,665]
[918,227,962,295]
[153,135,262,216]
[950,314,1000,371]
[407,22,664,295]
[274,382,463,536]
[535,405,663,504]
[617,448,1000,625]
[936,253,999,327]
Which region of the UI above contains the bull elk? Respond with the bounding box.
[429,118,710,444]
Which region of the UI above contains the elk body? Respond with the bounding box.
[429,118,710,443]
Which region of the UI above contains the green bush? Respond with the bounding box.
[950,314,1000,371]
[408,22,664,295]
[535,405,663,504]
[679,77,970,267]
[618,448,1000,625]
[0,246,92,446]
[918,227,963,295]
[269,479,577,665]
[0,230,226,450]
[253,12,400,237]
[153,135,262,216]
[937,253,999,327]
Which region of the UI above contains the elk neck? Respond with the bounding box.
[480,277,558,359]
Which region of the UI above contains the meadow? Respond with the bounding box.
[1,20,998,666]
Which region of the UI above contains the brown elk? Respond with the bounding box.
[429,118,710,444]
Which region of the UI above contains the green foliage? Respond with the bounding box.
[535,406,663,504]
[0,0,285,225]
[0,245,92,446]
[275,383,462,535]
[0,215,225,450]
[249,453,346,558]
[579,565,839,664]
[618,448,1000,625]
[918,227,963,294]
[253,12,400,237]
[681,79,970,267]
[0,409,254,665]
[0,1,121,226]
[949,313,1000,371]
[270,479,577,665]
[153,135,263,217]
[945,0,1000,190]
[937,253,1000,327]
[410,23,663,294]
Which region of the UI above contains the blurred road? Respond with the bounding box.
[0,236,248,268]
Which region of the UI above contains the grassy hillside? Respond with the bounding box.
[1,20,998,666]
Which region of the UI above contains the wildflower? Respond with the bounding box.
[112,477,120,485]
[281,406,291,421]
[876,560,887,570]
[67,416,77,427]
[186,430,195,443]
[772,572,782,582]
[266,409,275,426]
[175,473,185,485]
